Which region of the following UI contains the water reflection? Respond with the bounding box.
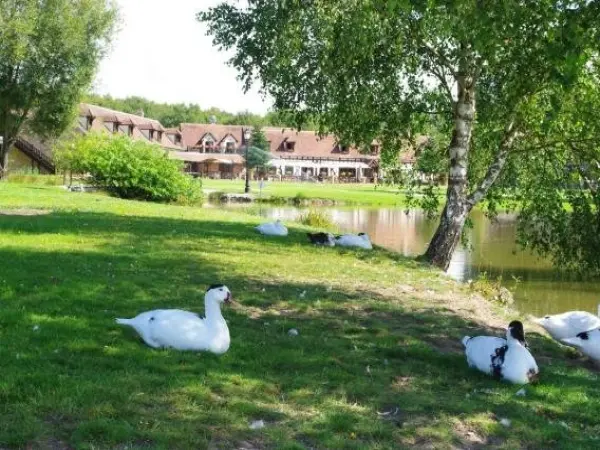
[224,204,600,316]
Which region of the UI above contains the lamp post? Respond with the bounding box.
[244,128,252,193]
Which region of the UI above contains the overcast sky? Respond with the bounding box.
[94,0,271,114]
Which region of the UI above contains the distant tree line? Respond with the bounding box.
[83,94,309,129]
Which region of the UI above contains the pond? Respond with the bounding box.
[221,204,600,317]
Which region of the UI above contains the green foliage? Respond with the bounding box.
[298,209,336,229]
[54,133,202,203]
[200,0,600,272]
[250,125,270,152]
[0,0,116,175]
[244,145,272,170]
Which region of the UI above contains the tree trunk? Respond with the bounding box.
[423,72,475,270]
[0,136,13,180]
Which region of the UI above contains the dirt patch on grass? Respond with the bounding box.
[0,208,52,216]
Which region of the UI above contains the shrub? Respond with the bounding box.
[55,133,202,203]
[298,209,336,229]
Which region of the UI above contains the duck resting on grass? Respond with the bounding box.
[116,284,232,354]
[335,232,372,249]
[462,320,539,384]
[307,232,336,247]
[561,329,600,364]
[256,219,288,236]
[533,306,600,345]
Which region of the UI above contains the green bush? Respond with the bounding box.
[55,133,202,203]
[298,209,336,229]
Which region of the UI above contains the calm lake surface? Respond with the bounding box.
[225,204,600,316]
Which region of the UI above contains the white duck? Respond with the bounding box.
[462,320,539,384]
[116,284,232,354]
[256,219,288,236]
[533,306,600,344]
[561,329,600,363]
[335,232,372,249]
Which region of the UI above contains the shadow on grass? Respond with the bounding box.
[0,211,598,449]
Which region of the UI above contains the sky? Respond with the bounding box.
[94,0,271,114]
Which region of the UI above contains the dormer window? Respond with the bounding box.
[79,115,91,130]
[141,129,150,140]
[149,130,155,141]
[119,124,132,136]
[370,144,380,155]
[175,134,181,144]
[204,139,215,152]
[157,131,163,142]
[225,141,235,153]
[282,140,295,152]
[104,121,115,133]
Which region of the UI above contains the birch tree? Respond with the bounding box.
[200,0,600,271]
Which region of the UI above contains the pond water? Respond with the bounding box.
[222,204,600,317]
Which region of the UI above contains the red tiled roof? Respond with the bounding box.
[79,103,182,150]
[179,124,379,160]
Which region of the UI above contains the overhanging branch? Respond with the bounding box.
[467,120,518,207]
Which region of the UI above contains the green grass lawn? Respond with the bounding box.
[0,183,598,449]
[202,179,413,206]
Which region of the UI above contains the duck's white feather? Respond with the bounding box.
[533,311,600,342]
[116,286,231,354]
[462,332,538,384]
[256,220,288,236]
[562,328,600,362]
[335,233,372,249]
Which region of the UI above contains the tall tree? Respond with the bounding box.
[200,0,600,271]
[250,125,269,152]
[0,0,116,177]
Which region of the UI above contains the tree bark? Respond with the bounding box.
[0,136,14,180]
[423,72,475,270]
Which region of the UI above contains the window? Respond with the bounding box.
[370,144,380,155]
[103,122,114,133]
[286,141,296,152]
[141,129,150,140]
[225,141,235,153]
[340,145,349,154]
[175,134,181,144]
[78,115,91,130]
[118,124,132,136]
[204,140,215,152]
[157,131,163,141]
[149,130,155,141]
[284,166,294,175]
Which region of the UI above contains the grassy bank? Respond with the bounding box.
[0,184,598,449]
[203,179,413,206]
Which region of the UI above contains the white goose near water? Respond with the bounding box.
[256,220,288,236]
[335,232,372,249]
[462,320,539,384]
[562,329,600,363]
[116,284,233,354]
[533,305,600,344]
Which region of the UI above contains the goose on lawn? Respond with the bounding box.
[462,320,539,384]
[116,284,233,354]
[256,219,288,236]
[533,305,600,344]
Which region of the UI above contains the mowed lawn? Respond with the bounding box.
[0,184,599,449]
[202,179,411,206]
